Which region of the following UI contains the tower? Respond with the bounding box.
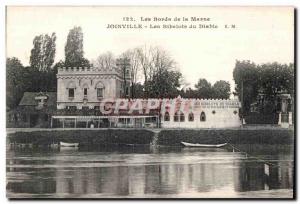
[116,58,131,98]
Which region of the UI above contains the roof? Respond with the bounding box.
[19,92,57,107]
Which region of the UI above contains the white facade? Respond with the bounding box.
[161,99,241,128]
[56,66,130,109]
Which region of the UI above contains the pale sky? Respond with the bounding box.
[6,6,294,92]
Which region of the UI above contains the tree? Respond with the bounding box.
[142,47,181,98]
[147,69,182,98]
[30,33,56,71]
[7,57,26,109]
[233,60,259,113]
[212,80,231,99]
[179,88,198,98]
[131,83,144,98]
[195,78,212,99]
[121,48,142,98]
[258,62,294,100]
[233,60,294,114]
[65,26,91,67]
[94,51,115,69]
[136,46,153,96]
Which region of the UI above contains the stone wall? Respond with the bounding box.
[8,128,294,146]
[158,128,294,146]
[57,67,124,109]
[161,99,241,128]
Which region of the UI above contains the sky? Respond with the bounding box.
[6,6,294,93]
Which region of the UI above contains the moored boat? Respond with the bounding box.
[181,141,227,148]
[60,142,79,147]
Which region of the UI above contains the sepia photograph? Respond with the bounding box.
[5,6,295,199]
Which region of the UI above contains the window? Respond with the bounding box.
[69,88,74,98]
[174,112,179,122]
[82,106,89,111]
[95,82,105,98]
[174,111,185,122]
[188,113,194,121]
[180,112,185,122]
[200,111,206,122]
[67,81,76,98]
[66,106,77,111]
[164,112,170,121]
[84,88,88,96]
[97,88,103,98]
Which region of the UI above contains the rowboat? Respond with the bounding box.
[59,142,79,147]
[181,141,227,148]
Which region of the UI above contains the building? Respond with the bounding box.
[11,64,242,129]
[53,64,242,129]
[7,92,56,128]
[56,65,131,110]
[249,90,293,127]
[160,98,241,128]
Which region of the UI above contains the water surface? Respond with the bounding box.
[6,144,294,198]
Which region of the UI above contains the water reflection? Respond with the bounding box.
[6,145,293,198]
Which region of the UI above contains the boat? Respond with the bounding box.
[59,142,79,147]
[181,141,227,148]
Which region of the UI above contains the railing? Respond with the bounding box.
[53,109,160,116]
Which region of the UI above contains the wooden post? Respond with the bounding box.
[50,117,53,128]
[62,118,65,129]
[74,118,77,128]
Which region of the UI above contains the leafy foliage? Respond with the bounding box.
[30,33,56,71]
[194,79,212,98]
[65,26,91,67]
[7,58,25,109]
[131,83,144,98]
[7,33,58,109]
[7,57,58,109]
[147,69,182,98]
[233,60,294,114]
[193,79,231,99]
[212,80,231,99]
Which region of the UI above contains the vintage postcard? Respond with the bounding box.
[6,6,295,199]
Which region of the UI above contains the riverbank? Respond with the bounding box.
[158,128,293,145]
[7,126,294,146]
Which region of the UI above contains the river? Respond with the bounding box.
[6,144,294,198]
